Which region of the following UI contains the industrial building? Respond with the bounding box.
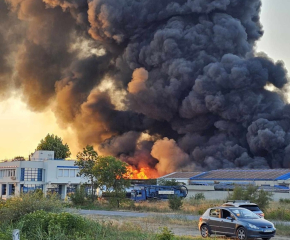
[159,169,290,201]
[0,150,86,199]
[158,171,203,185]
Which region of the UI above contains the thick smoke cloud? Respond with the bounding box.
[1,0,290,175]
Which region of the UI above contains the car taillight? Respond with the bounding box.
[260,213,264,218]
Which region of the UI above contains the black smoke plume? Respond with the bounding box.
[1,0,290,175]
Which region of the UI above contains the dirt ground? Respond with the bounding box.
[84,214,289,240]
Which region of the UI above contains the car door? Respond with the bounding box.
[219,209,236,235]
[208,208,221,233]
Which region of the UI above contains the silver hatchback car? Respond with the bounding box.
[198,206,275,240]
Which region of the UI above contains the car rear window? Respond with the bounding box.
[239,205,260,211]
[209,209,220,218]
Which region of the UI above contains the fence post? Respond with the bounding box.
[12,229,20,240]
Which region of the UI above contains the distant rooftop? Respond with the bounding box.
[161,172,203,179]
[190,169,290,181]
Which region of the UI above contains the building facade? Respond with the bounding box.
[0,151,86,199]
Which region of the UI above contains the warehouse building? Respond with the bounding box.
[158,171,202,185]
[159,169,290,201]
[189,169,290,190]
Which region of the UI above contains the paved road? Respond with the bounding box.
[74,209,290,224]
[75,209,200,220]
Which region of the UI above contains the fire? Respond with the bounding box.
[126,165,159,179]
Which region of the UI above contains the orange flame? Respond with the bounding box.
[126,166,159,179]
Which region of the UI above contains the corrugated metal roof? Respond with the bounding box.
[190,169,290,181]
[276,172,290,180]
[162,172,203,179]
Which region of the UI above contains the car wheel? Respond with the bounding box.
[262,238,271,240]
[236,227,247,240]
[200,224,210,238]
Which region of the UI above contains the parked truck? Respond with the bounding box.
[130,184,188,201]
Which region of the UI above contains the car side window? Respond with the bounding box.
[221,209,231,219]
[209,209,220,218]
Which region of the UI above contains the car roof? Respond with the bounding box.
[211,206,247,210]
[222,202,258,206]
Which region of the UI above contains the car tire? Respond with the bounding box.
[200,224,210,238]
[236,227,247,240]
[262,238,271,240]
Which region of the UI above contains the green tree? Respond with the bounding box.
[158,178,179,186]
[12,156,25,161]
[36,134,71,159]
[228,185,273,210]
[93,156,130,192]
[93,156,131,207]
[75,145,99,201]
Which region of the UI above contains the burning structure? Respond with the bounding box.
[1,0,290,177]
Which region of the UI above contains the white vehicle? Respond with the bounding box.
[222,200,264,218]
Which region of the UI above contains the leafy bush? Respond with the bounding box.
[69,185,86,205]
[156,227,174,240]
[227,185,273,210]
[0,223,27,240]
[168,195,183,210]
[0,192,62,223]
[265,207,290,221]
[280,198,290,204]
[20,210,86,238]
[194,193,205,200]
[17,210,154,240]
[105,191,129,208]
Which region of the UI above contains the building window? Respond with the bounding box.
[64,169,69,177]
[2,184,6,195]
[9,184,15,195]
[58,169,63,177]
[57,168,79,177]
[70,170,75,177]
[67,185,77,194]
[21,184,43,193]
[0,169,16,178]
[20,168,43,181]
[47,184,59,194]
[7,169,15,177]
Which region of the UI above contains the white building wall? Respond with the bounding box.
[0,151,87,200]
[31,151,54,161]
[43,160,83,185]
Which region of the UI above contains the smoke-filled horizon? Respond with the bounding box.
[1,0,290,176]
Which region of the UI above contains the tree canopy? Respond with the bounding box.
[92,156,131,193]
[36,134,71,159]
[12,156,25,161]
[75,145,99,200]
[228,185,273,210]
[75,145,98,177]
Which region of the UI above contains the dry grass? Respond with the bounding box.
[132,198,223,215]
[265,201,290,220]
